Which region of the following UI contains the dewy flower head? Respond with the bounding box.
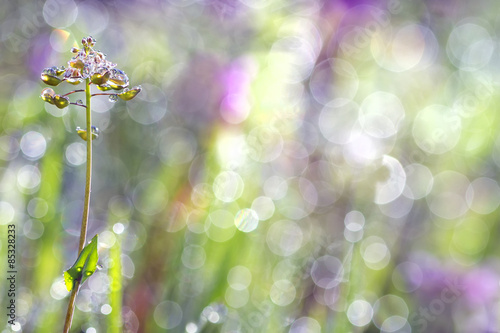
[40,36,132,91]
[40,36,141,109]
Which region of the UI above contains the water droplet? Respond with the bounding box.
[41,88,55,103]
[42,67,54,76]
[201,303,228,323]
[91,126,100,137]
[109,94,118,102]
[82,66,90,76]
[76,99,83,105]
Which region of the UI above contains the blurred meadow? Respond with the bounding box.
[2,0,500,332]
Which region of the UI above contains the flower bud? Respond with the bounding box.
[41,73,62,86]
[108,69,129,90]
[90,69,110,85]
[54,95,70,109]
[76,126,99,141]
[69,58,85,69]
[55,66,66,76]
[118,86,142,101]
[65,68,83,85]
[97,84,112,91]
[48,66,65,76]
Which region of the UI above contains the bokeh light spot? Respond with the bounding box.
[361,236,391,270]
[452,217,489,256]
[227,266,252,290]
[20,131,46,160]
[49,29,72,53]
[403,163,433,200]
[113,223,125,234]
[158,128,197,165]
[0,202,15,225]
[154,301,183,329]
[225,287,249,308]
[234,208,259,232]
[412,105,461,155]
[65,142,86,166]
[181,245,206,269]
[359,92,405,138]
[309,58,358,105]
[289,317,321,333]
[247,125,284,163]
[17,165,41,194]
[427,170,470,220]
[251,196,275,221]
[347,299,373,327]
[318,100,359,144]
[132,179,168,215]
[270,279,296,306]
[23,219,45,240]
[43,0,78,28]
[374,155,406,205]
[372,295,409,330]
[213,171,244,202]
[392,261,423,293]
[27,197,48,219]
[311,255,343,289]
[266,220,303,256]
[466,177,500,214]
[101,304,112,315]
[75,0,109,35]
[447,21,494,71]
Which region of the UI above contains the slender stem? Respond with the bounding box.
[63,78,92,333]
[70,102,86,108]
[62,281,80,333]
[63,89,85,97]
[79,78,92,251]
[91,93,115,97]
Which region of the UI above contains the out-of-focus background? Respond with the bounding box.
[1,0,500,332]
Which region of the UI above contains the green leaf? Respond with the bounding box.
[63,235,99,292]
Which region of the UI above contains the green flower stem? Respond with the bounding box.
[79,77,92,252]
[63,280,80,333]
[63,78,93,333]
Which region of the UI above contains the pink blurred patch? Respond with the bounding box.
[463,268,499,305]
[217,59,252,124]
